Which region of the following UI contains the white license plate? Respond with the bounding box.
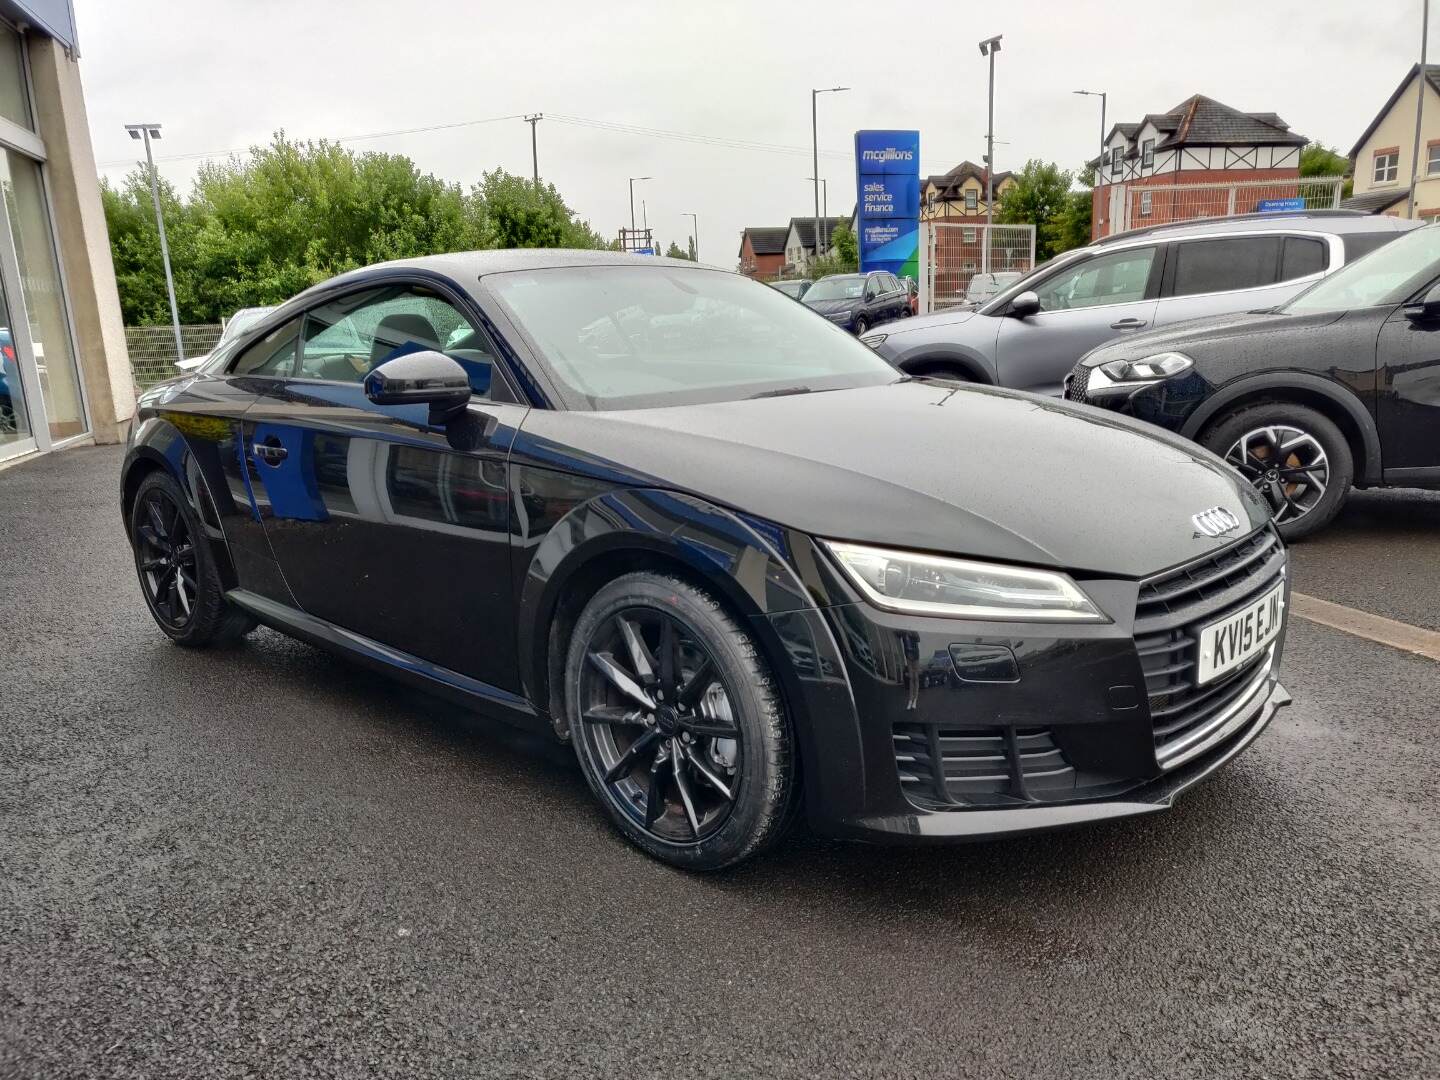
[1197,582,1285,685]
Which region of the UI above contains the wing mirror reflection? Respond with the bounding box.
[364,350,473,424]
[1009,291,1041,318]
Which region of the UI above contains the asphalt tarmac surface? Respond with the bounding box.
[2,445,1437,1079]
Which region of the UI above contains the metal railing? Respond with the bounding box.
[126,324,222,389]
[1110,176,1346,237]
[918,222,1036,313]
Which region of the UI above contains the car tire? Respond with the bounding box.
[854,316,869,337]
[130,471,257,647]
[566,572,798,871]
[1200,402,1353,541]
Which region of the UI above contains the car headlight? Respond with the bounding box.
[1099,351,1192,384]
[822,540,1107,622]
[826,310,852,322]
[860,333,887,348]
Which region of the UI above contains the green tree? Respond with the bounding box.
[1300,141,1352,200]
[1045,189,1093,255]
[808,219,858,277]
[101,133,611,325]
[996,160,1074,261]
[664,241,694,260]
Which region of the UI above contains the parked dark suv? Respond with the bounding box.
[802,270,910,335]
[1069,223,1440,539]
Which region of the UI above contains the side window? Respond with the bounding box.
[298,285,496,398]
[230,317,301,376]
[1342,232,1394,264]
[1169,237,1281,299]
[1031,246,1156,312]
[882,273,900,294]
[1280,237,1328,281]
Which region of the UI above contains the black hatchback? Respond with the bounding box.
[122,251,1290,869]
[1070,224,1440,539]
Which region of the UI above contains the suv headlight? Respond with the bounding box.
[823,540,1107,622]
[1099,352,1192,384]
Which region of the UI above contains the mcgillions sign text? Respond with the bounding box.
[854,130,921,280]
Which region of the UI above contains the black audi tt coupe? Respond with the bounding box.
[122,250,1291,869]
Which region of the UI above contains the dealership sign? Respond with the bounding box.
[854,130,921,280]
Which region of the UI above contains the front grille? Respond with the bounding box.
[893,723,1075,808]
[1135,526,1286,764]
[1063,362,1092,404]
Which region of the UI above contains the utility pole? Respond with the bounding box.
[628,176,651,237]
[1075,89,1107,236]
[1408,0,1430,219]
[524,114,542,189]
[125,122,184,364]
[812,87,849,265]
[683,212,698,261]
[978,36,1002,274]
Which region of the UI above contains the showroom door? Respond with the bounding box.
[0,246,38,461]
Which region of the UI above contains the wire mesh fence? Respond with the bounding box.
[920,222,1036,313]
[1115,176,1346,236]
[126,324,223,389]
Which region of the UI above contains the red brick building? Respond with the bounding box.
[1090,95,1308,239]
[737,226,788,278]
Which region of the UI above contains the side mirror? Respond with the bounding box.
[1404,283,1440,322]
[364,350,472,424]
[1009,291,1041,318]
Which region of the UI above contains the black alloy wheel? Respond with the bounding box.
[1202,402,1353,541]
[567,573,797,870]
[854,315,870,336]
[130,471,256,646]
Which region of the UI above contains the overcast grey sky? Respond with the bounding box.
[79,0,1424,265]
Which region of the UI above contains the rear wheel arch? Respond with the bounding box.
[1183,375,1380,485]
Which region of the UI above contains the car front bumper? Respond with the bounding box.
[761,527,1291,843]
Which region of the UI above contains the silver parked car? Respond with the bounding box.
[174,306,278,372]
[865,212,1421,395]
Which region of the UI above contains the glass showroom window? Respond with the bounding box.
[0,151,87,441]
[0,20,31,130]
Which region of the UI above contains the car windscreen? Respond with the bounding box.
[803,276,865,301]
[485,265,901,411]
[1283,225,1440,315]
[770,281,804,298]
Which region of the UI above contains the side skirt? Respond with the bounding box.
[227,589,542,731]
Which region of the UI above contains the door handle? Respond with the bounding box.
[253,438,288,465]
[1110,318,1147,330]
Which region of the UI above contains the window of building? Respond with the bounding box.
[1428,142,1440,176]
[1169,237,1281,298]
[964,189,978,211]
[0,21,32,131]
[1140,191,1153,217]
[1111,149,1122,177]
[1374,149,1400,184]
[1280,236,1328,281]
[1141,139,1155,169]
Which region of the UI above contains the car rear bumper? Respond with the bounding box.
[766,526,1291,843]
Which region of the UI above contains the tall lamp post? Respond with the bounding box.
[977,36,1002,274]
[125,122,183,364]
[1074,89,1107,234]
[811,87,849,264]
[683,212,699,261]
[805,177,829,253]
[628,176,652,246]
[1407,0,1430,219]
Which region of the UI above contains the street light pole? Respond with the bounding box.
[628,176,652,244]
[125,122,183,364]
[683,212,698,261]
[1407,0,1430,219]
[811,87,849,265]
[524,114,542,189]
[978,37,1002,275]
[805,177,829,253]
[1074,89,1107,237]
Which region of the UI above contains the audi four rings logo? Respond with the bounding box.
[1192,506,1242,538]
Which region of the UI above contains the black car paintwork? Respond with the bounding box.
[803,272,909,331]
[122,252,1287,842]
[1080,299,1440,488]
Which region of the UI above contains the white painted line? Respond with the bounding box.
[1291,592,1440,663]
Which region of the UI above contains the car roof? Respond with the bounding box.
[1088,210,1420,251]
